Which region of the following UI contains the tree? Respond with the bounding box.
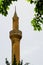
[12,55,23,65]
[5,58,10,65]
[0,0,17,16]
[5,56,23,65]
[27,0,43,31]
[12,55,17,65]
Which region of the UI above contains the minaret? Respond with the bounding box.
[9,7,22,64]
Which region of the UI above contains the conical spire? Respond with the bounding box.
[12,6,19,30]
[13,6,18,18]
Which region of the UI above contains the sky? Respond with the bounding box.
[0,0,43,65]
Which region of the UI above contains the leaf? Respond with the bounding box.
[0,0,17,16]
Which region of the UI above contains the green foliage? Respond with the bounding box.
[0,0,2,4]
[27,0,43,31]
[5,58,10,65]
[12,55,17,65]
[34,1,43,15]
[26,0,33,3]
[0,0,17,16]
[12,55,23,65]
[31,18,42,31]
[31,13,43,31]
[5,56,23,65]
[18,62,20,65]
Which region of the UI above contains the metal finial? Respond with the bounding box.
[15,6,17,15]
[14,6,17,17]
[15,6,16,13]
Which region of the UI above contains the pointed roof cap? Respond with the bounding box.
[13,6,18,18]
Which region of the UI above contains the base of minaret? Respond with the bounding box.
[9,30,22,64]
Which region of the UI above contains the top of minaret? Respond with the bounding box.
[12,6,19,30]
[13,6,19,19]
[10,6,22,40]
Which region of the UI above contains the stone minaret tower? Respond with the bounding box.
[9,7,22,64]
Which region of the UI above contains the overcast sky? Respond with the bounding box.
[0,0,43,65]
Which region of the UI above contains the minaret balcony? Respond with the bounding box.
[9,30,22,40]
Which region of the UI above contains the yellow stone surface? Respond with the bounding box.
[9,8,22,64]
[12,38,20,63]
